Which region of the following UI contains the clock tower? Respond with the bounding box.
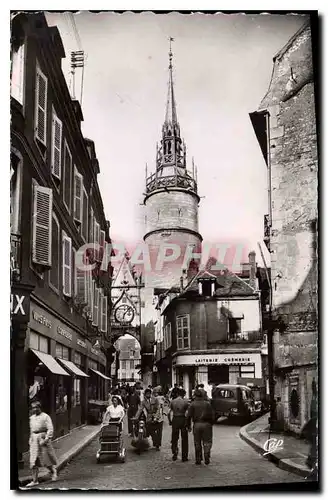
[143,40,202,297]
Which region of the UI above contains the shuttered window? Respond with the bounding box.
[92,284,100,327]
[73,167,83,223]
[81,186,88,241]
[75,251,88,305]
[72,248,76,298]
[87,263,94,322]
[63,142,72,212]
[32,185,53,267]
[100,291,108,333]
[51,110,62,180]
[49,214,60,290]
[100,229,105,261]
[94,220,100,261]
[35,64,48,146]
[11,40,25,105]
[89,208,94,243]
[62,231,72,297]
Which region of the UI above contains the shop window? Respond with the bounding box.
[121,360,126,370]
[176,315,190,350]
[56,375,68,413]
[29,331,49,353]
[74,352,82,366]
[56,343,70,360]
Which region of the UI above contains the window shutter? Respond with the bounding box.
[82,187,88,241]
[100,293,108,333]
[100,229,105,261]
[92,284,100,326]
[51,111,62,179]
[63,143,72,211]
[35,65,47,145]
[88,266,94,321]
[32,185,53,266]
[93,219,100,260]
[168,323,172,348]
[62,232,72,297]
[74,167,82,223]
[76,253,87,304]
[72,248,76,297]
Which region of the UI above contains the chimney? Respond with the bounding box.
[248,251,257,290]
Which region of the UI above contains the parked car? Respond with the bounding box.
[211,384,262,422]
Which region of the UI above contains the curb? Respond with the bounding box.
[19,428,100,488]
[239,423,311,479]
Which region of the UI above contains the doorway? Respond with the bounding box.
[208,365,229,386]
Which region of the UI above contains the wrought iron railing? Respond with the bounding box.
[146,173,197,194]
[10,233,21,282]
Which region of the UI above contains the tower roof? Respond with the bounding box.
[164,37,178,127]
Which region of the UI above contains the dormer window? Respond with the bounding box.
[198,278,216,297]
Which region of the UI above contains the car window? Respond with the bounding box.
[216,389,235,398]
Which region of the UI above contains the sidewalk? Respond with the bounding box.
[18,424,101,488]
[239,413,317,481]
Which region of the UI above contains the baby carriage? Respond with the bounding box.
[96,417,126,463]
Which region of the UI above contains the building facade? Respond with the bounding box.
[250,19,318,433]
[154,254,266,399]
[115,337,142,384]
[10,13,111,468]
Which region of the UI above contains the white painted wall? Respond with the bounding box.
[217,299,260,332]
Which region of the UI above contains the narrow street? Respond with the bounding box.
[38,418,306,490]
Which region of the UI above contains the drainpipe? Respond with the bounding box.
[257,242,276,434]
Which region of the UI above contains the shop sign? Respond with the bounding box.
[32,310,52,328]
[11,294,28,316]
[91,347,99,356]
[77,338,87,349]
[174,353,259,366]
[57,326,72,342]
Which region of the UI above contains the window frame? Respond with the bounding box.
[51,107,62,181]
[34,62,48,148]
[176,314,190,350]
[10,37,26,107]
[62,230,72,297]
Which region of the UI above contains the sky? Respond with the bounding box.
[46,11,307,267]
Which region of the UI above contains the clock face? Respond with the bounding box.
[115,304,135,324]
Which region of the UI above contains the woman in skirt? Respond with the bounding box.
[26,401,58,487]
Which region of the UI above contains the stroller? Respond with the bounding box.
[96,416,126,463]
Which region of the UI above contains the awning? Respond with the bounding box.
[57,359,89,378]
[89,368,111,380]
[31,349,70,376]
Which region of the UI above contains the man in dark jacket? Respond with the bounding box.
[127,386,141,436]
[168,388,190,462]
[186,389,214,465]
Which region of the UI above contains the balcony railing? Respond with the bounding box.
[10,233,21,283]
[227,330,263,343]
[146,173,197,195]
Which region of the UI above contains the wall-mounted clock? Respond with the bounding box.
[114,304,135,324]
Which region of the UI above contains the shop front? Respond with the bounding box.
[26,302,105,445]
[172,352,263,398]
[87,351,110,424]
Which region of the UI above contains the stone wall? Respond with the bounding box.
[258,21,318,432]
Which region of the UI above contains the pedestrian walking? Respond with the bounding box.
[102,395,125,430]
[168,388,190,462]
[127,386,141,436]
[170,383,180,400]
[26,401,58,487]
[152,386,165,449]
[134,388,162,450]
[186,389,215,465]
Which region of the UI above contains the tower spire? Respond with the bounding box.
[165,37,178,126]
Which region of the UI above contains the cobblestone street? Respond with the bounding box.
[37,418,307,490]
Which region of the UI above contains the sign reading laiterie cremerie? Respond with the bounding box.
[173,353,259,366]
